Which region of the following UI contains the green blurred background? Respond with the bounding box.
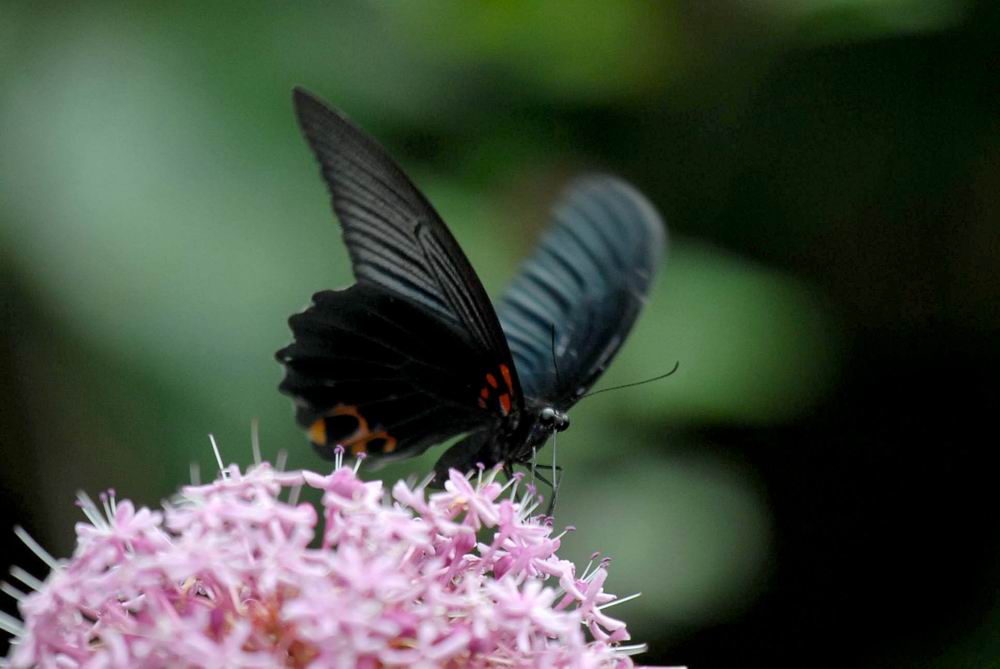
[2,1,998,666]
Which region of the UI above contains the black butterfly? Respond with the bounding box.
[276,88,666,486]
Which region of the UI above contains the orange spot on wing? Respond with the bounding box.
[499,393,511,416]
[486,373,498,388]
[308,418,327,445]
[341,430,364,446]
[480,387,490,399]
[332,405,369,437]
[312,405,395,457]
[499,364,514,393]
[345,429,397,457]
[333,405,363,418]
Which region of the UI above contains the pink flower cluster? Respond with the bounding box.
[5,457,655,668]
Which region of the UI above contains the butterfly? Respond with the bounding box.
[276,88,666,488]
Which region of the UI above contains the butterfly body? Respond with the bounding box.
[277,88,665,482]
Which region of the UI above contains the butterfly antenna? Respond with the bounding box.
[550,323,562,389]
[578,361,680,400]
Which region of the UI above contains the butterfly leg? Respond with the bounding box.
[528,467,562,517]
[530,446,538,486]
[531,469,555,514]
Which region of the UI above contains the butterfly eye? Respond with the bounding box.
[540,407,557,424]
[556,414,570,432]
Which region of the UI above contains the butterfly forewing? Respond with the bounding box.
[497,176,665,408]
[292,89,518,381]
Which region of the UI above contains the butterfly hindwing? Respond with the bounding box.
[277,284,503,460]
[497,176,666,408]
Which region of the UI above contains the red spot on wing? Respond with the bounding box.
[499,364,514,394]
[499,393,512,416]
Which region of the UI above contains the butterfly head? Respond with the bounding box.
[501,405,568,463]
